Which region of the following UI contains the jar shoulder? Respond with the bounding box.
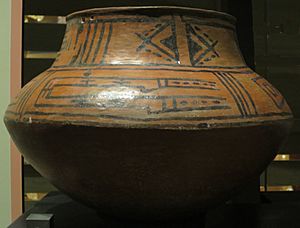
[4,67,292,130]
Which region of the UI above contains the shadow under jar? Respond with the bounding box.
[4,6,293,222]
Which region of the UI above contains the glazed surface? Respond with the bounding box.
[5,9,292,129]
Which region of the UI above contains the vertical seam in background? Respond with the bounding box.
[0,0,12,226]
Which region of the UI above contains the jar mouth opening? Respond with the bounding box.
[66,6,236,24]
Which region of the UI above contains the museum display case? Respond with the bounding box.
[5,0,300,227]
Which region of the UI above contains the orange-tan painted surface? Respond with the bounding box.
[5,7,292,130]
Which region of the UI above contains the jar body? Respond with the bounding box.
[4,7,293,220]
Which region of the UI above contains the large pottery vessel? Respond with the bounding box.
[5,6,293,221]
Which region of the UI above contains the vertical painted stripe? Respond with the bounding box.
[100,23,113,64]
[83,22,98,64]
[69,44,82,65]
[69,23,86,65]
[78,22,92,64]
[174,16,190,65]
[92,23,106,63]
[73,23,83,50]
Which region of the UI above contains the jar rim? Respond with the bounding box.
[66,6,236,24]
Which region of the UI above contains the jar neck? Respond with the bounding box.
[52,12,246,69]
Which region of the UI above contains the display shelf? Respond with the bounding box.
[9,191,300,228]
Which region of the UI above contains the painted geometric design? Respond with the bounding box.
[186,24,220,66]
[5,13,293,130]
[214,72,257,116]
[135,22,179,63]
[5,72,55,121]
[252,76,286,109]
[51,15,251,68]
[58,22,114,66]
[5,68,293,129]
[32,76,226,116]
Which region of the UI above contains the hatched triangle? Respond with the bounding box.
[188,37,203,59]
[160,35,177,55]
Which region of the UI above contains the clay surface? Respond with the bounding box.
[4,6,293,221]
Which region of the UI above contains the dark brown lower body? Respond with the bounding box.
[5,120,292,221]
